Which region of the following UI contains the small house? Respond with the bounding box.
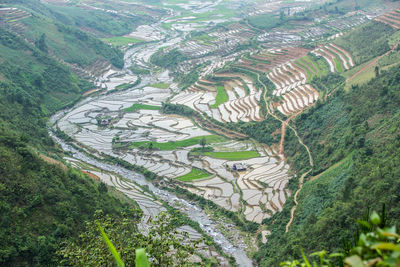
[99,118,111,126]
[232,163,246,171]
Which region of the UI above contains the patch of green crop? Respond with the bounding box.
[149,82,169,89]
[204,151,260,160]
[129,135,226,150]
[124,104,161,112]
[115,83,135,91]
[334,58,343,72]
[192,33,217,46]
[176,168,211,181]
[210,85,229,108]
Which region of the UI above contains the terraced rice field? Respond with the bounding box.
[171,75,263,123]
[210,85,229,108]
[96,69,139,91]
[241,47,310,73]
[253,44,355,116]
[66,157,165,221]
[65,158,223,262]
[311,43,354,73]
[194,46,326,117]
[0,7,31,32]
[256,52,320,116]
[185,142,292,223]
[124,104,161,112]
[293,56,324,81]
[57,68,292,224]
[375,8,400,29]
[150,82,170,89]
[186,147,292,223]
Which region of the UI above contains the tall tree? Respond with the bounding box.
[200,137,206,149]
[375,66,380,77]
[35,33,48,53]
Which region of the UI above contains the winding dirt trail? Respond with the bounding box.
[285,168,312,232]
[327,42,399,99]
[283,44,400,231]
[254,42,400,233]
[345,42,399,86]
[279,112,300,155]
[261,74,315,232]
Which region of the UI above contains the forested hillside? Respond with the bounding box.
[255,57,400,267]
[0,0,126,68]
[0,25,133,266]
[334,21,395,64]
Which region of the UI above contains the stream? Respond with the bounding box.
[49,14,254,267]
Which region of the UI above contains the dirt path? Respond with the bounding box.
[267,105,314,232]
[262,83,313,166]
[327,42,399,99]
[261,76,315,232]
[285,168,312,232]
[39,154,67,171]
[83,88,101,96]
[283,44,400,232]
[346,42,399,85]
[279,112,300,155]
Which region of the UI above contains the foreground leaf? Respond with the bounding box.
[98,223,125,267]
[371,243,400,252]
[345,255,365,267]
[136,248,150,267]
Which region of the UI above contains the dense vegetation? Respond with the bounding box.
[2,0,125,68]
[150,48,188,69]
[281,210,400,266]
[54,24,124,68]
[58,211,202,266]
[0,27,133,266]
[12,0,152,37]
[311,72,345,96]
[0,130,132,265]
[334,21,395,64]
[0,27,90,137]
[247,11,312,31]
[247,13,285,31]
[234,117,282,145]
[255,64,400,266]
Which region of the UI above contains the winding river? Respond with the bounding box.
[49,17,254,267]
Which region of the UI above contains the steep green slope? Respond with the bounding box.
[334,21,395,64]
[28,2,150,37]
[255,64,400,266]
[0,0,125,68]
[8,0,153,37]
[0,27,133,266]
[0,26,90,121]
[0,129,133,266]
